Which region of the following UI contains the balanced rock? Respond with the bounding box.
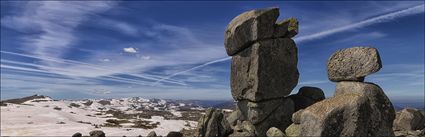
[296,82,395,137]
[89,130,105,137]
[266,127,285,137]
[147,131,157,137]
[327,47,382,82]
[297,86,325,102]
[224,7,279,56]
[393,108,425,131]
[196,108,232,137]
[231,38,298,101]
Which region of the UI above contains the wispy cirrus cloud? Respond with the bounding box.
[1,1,116,60]
[294,4,424,43]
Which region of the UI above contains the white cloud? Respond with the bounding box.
[123,47,138,53]
[101,58,111,62]
[1,1,116,61]
[99,19,139,36]
[141,56,151,60]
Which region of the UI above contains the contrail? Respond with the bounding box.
[154,4,425,83]
[152,57,231,86]
[0,63,153,86]
[294,4,425,43]
[1,51,186,85]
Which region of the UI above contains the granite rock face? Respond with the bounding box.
[231,38,298,101]
[291,46,395,137]
[226,108,245,127]
[274,18,298,38]
[296,92,373,137]
[224,7,279,56]
[196,108,232,137]
[393,108,425,131]
[292,82,395,136]
[229,121,257,137]
[252,100,294,136]
[224,7,300,137]
[266,127,286,137]
[237,99,286,124]
[285,123,300,137]
[327,47,382,82]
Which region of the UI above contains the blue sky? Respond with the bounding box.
[0,1,424,102]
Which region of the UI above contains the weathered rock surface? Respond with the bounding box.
[89,130,105,137]
[147,131,157,137]
[394,129,425,137]
[231,38,298,101]
[224,7,279,56]
[237,99,286,124]
[296,82,395,137]
[297,86,325,102]
[297,93,372,137]
[394,108,425,131]
[327,47,382,82]
[335,81,396,135]
[266,127,286,137]
[229,121,256,137]
[196,108,232,137]
[274,18,298,38]
[285,124,300,137]
[252,99,294,136]
[226,107,245,127]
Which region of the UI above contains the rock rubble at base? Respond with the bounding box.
[393,108,425,137]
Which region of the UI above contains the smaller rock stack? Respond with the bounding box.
[290,47,396,137]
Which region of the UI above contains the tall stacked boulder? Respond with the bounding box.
[224,7,299,137]
[291,46,396,137]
